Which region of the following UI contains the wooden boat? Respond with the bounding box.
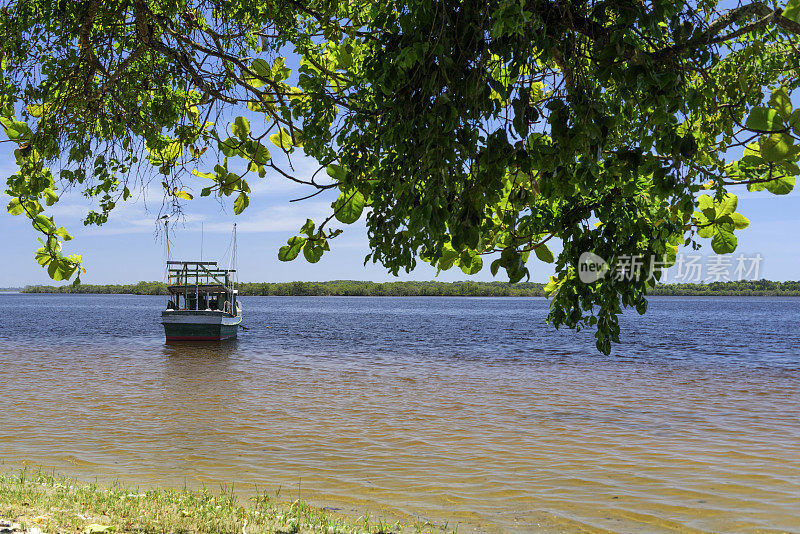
[161,260,242,341]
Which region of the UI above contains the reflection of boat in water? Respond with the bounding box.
[161,260,241,341]
[162,336,238,359]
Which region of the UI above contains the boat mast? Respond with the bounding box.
[165,220,171,262]
[165,219,172,306]
[232,223,237,292]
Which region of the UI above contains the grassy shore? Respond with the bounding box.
[0,470,451,534]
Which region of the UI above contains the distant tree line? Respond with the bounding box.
[19,280,800,296]
[19,280,547,296]
[20,281,168,295]
[649,280,800,296]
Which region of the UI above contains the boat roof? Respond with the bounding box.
[166,260,237,295]
[167,260,235,272]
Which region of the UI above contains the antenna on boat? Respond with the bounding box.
[233,223,238,288]
[164,218,171,262]
[200,222,204,262]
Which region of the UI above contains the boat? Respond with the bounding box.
[160,223,242,341]
[161,260,242,341]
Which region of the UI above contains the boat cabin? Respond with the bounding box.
[166,261,239,316]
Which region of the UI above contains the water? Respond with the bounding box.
[0,294,798,533]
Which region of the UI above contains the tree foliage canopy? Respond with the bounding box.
[2,0,800,352]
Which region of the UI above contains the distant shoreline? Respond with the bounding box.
[14,280,800,297]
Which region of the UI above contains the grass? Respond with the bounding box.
[0,469,457,534]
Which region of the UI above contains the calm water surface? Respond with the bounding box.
[0,295,798,533]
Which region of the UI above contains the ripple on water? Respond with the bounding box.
[0,295,799,533]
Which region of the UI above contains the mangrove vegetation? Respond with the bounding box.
[19,280,800,297]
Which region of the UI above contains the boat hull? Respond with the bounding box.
[161,310,241,341]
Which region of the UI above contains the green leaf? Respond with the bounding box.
[770,87,792,119]
[278,236,305,261]
[232,116,250,139]
[760,133,794,162]
[458,253,483,275]
[729,212,750,230]
[47,261,63,281]
[543,275,562,297]
[332,190,365,224]
[251,58,271,79]
[769,87,792,120]
[716,193,737,217]
[534,244,554,263]
[0,118,32,140]
[55,226,72,240]
[696,223,714,238]
[218,138,238,157]
[83,525,116,534]
[247,98,269,111]
[269,128,295,152]
[739,154,764,168]
[742,142,761,160]
[162,142,182,162]
[290,129,304,147]
[26,104,47,117]
[784,0,800,23]
[303,243,323,263]
[326,164,346,182]
[32,213,53,232]
[36,249,51,266]
[764,175,796,195]
[186,105,199,124]
[438,244,459,270]
[233,192,249,214]
[243,75,266,89]
[790,109,800,137]
[696,194,713,211]
[251,143,271,165]
[780,159,800,175]
[711,227,737,254]
[300,218,315,235]
[338,47,353,69]
[746,107,781,131]
[6,197,23,216]
[191,169,215,180]
[46,259,76,282]
[219,172,240,196]
[490,258,502,276]
[272,57,291,81]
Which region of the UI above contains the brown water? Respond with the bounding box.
[1,295,799,532]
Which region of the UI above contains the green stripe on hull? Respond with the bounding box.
[163,322,238,341]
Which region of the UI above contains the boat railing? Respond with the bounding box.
[165,260,238,315]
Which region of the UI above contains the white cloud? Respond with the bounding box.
[242,155,334,197]
[204,200,333,233]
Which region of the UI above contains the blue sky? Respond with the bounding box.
[2,145,516,286]
[2,140,798,287]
